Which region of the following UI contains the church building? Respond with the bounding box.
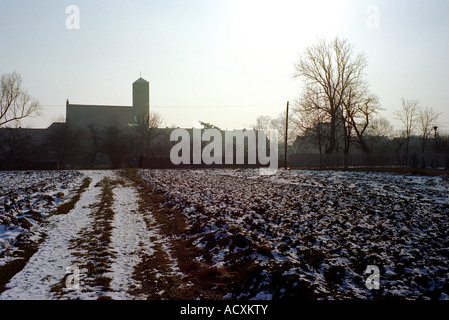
[66,77,150,128]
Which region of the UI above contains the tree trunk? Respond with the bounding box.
[326,108,337,154]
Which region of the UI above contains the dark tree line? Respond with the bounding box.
[0,71,172,169]
[255,36,447,164]
[0,112,168,170]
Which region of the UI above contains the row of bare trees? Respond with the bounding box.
[2,46,444,169]
[0,112,165,169]
[0,71,168,169]
[395,98,440,159]
[43,112,164,169]
[253,37,442,159]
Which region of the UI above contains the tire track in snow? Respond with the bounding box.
[61,174,117,299]
[59,173,169,299]
[0,170,109,300]
[106,181,157,299]
[107,173,188,299]
[0,170,186,300]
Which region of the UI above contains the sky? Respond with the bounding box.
[0,0,448,133]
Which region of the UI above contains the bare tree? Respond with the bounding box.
[252,115,273,132]
[253,112,298,146]
[341,87,380,154]
[292,91,330,154]
[395,98,419,164]
[45,120,80,169]
[0,127,34,166]
[270,111,298,145]
[100,122,129,169]
[418,106,439,153]
[294,37,368,154]
[85,123,102,168]
[366,116,394,153]
[368,116,393,138]
[131,111,163,157]
[0,72,40,127]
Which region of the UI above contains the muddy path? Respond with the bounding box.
[0,170,230,300]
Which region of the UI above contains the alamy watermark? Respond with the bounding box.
[65,5,80,30]
[365,265,380,290]
[65,265,81,290]
[170,128,278,175]
[366,5,380,30]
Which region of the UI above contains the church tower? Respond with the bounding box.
[132,77,150,122]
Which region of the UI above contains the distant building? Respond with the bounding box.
[66,77,150,128]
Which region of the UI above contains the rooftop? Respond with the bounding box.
[133,77,149,84]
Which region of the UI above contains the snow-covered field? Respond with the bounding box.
[0,170,182,300]
[2,168,449,300]
[0,170,84,254]
[138,168,449,300]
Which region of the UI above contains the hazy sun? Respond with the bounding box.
[228,0,350,44]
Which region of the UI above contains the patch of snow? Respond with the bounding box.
[138,168,449,300]
[0,170,106,300]
[107,183,155,299]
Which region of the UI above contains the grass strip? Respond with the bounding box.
[52,177,92,216]
[122,169,234,299]
[51,177,115,299]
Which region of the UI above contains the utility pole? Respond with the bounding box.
[434,126,438,143]
[434,126,438,169]
[284,101,289,169]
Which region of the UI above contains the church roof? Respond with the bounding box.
[133,77,149,84]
